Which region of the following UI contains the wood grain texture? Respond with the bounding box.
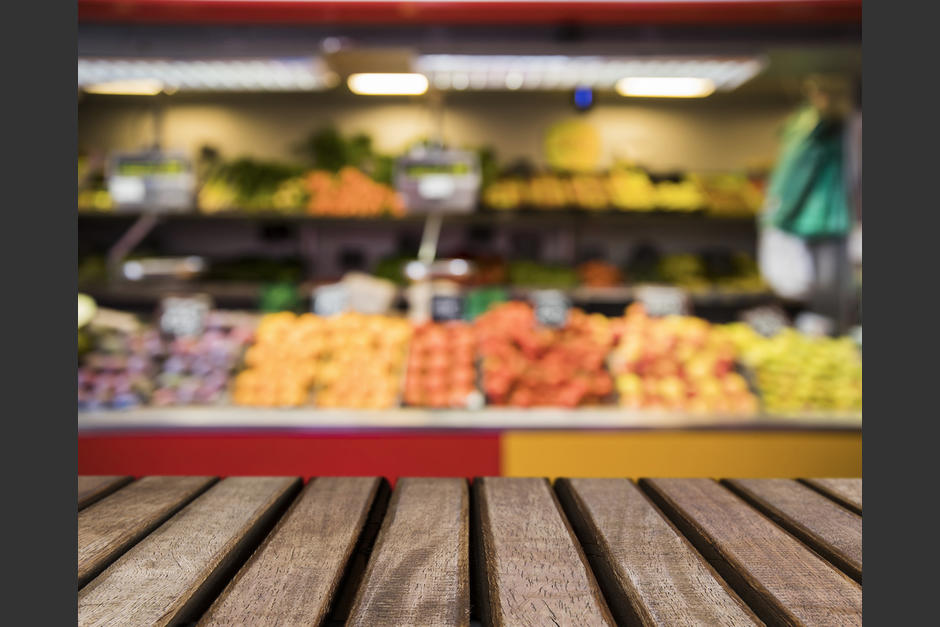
[642,478,862,627]
[801,479,862,514]
[555,478,761,627]
[78,476,133,510]
[474,477,615,627]
[78,476,217,588]
[725,479,862,583]
[347,478,470,627]
[200,477,384,626]
[78,476,301,627]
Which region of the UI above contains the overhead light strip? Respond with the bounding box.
[415,55,765,92]
[78,57,337,93]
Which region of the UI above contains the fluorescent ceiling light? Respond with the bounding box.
[78,58,334,93]
[347,73,429,96]
[83,79,165,95]
[415,55,764,92]
[616,76,716,98]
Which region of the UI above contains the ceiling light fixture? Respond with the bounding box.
[615,76,716,98]
[347,73,429,96]
[83,79,165,96]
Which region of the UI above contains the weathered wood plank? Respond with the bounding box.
[725,479,862,583]
[642,478,862,627]
[78,476,300,627]
[78,476,133,510]
[801,478,862,514]
[201,477,385,626]
[474,477,615,627]
[556,478,761,626]
[78,476,217,588]
[347,478,470,627]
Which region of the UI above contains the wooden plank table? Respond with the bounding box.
[77,476,862,626]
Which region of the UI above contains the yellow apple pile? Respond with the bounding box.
[609,304,759,415]
[718,323,862,414]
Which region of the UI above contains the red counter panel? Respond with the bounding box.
[78,431,502,481]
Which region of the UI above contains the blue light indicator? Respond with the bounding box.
[573,86,594,110]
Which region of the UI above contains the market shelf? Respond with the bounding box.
[79,280,777,309]
[78,209,758,227]
[78,281,317,306]
[77,407,862,433]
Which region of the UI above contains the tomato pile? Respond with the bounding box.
[475,302,614,407]
[403,322,478,408]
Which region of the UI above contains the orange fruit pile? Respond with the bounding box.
[232,312,326,407]
[305,167,406,217]
[315,313,412,409]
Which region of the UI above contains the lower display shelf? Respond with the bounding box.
[79,409,861,479]
[78,407,861,432]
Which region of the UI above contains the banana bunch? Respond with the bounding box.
[607,169,657,211]
[272,177,309,212]
[655,179,706,212]
[483,179,526,210]
[198,179,239,213]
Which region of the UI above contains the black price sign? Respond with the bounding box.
[431,294,465,322]
[159,295,212,337]
[313,284,349,317]
[741,306,789,337]
[531,290,570,328]
[635,286,689,317]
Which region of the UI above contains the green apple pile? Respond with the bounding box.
[721,324,862,414]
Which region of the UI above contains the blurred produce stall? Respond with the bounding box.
[77,0,861,478]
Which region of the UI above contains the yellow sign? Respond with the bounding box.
[544,119,601,173]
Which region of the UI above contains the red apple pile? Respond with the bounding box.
[609,304,759,415]
[475,302,614,408]
[404,322,478,408]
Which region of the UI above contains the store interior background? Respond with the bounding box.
[78,3,861,479]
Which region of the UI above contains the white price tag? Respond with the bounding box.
[531,290,570,328]
[635,286,689,317]
[159,295,211,337]
[741,306,789,337]
[313,283,349,317]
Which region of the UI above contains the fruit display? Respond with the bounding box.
[577,260,622,288]
[628,249,767,294]
[314,313,412,409]
[481,163,762,214]
[232,312,411,408]
[404,322,479,408]
[305,167,406,217]
[78,327,160,410]
[78,155,114,211]
[483,178,527,210]
[232,312,324,407]
[79,311,256,409]
[608,304,760,415]
[198,158,307,213]
[482,168,711,213]
[507,261,579,289]
[150,312,257,406]
[476,302,614,407]
[691,172,765,216]
[719,323,862,414]
[607,168,657,211]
